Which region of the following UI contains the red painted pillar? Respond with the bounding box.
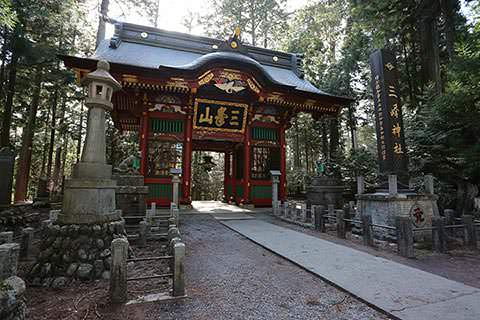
[243,125,251,204]
[232,147,237,202]
[224,152,230,200]
[140,111,148,176]
[182,112,193,204]
[279,124,287,202]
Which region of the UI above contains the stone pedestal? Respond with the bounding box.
[306,176,345,208]
[113,175,148,218]
[29,220,126,287]
[357,192,439,240]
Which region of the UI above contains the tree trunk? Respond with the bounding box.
[46,88,58,191]
[440,0,457,60]
[14,67,43,202]
[321,119,329,159]
[329,117,340,159]
[418,1,442,94]
[0,38,18,147]
[95,0,110,49]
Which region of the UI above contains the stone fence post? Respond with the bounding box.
[388,174,398,196]
[361,214,374,247]
[20,227,34,260]
[336,210,346,239]
[138,221,148,247]
[327,204,335,224]
[432,216,447,253]
[357,176,365,195]
[314,205,326,232]
[396,216,414,258]
[0,243,20,279]
[462,215,477,249]
[173,242,185,297]
[0,231,13,244]
[110,238,128,304]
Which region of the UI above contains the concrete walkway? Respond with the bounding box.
[221,219,480,320]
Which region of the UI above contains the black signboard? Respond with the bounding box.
[193,98,248,134]
[369,49,408,182]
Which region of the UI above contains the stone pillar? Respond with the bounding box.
[173,242,185,297]
[172,174,181,206]
[362,214,374,247]
[388,174,398,196]
[314,205,326,232]
[328,204,335,224]
[432,216,447,253]
[270,170,280,209]
[336,210,346,239]
[424,174,434,194]
[357,176,365,195]
[396,216,414,258]
[110,238,128,304]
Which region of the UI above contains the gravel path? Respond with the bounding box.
[25,214,390,319]
[145,214,388,320]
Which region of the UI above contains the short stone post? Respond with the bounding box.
[361,214,374,247]
[307,205,315,224]
[443,209,455,237]
[20,227,34,259]
[138,220,148,247]
[357,176,365,195]
[336,210,346,239]
[173,242,185,297]
[0,231,13,244]
[314,205,326,232]
[295,204,302,221]
[462,215,477,248]
[432,216,447,253]
[282,202,289,218]
[424,174,434,194]
[168,226,181,242]
[170,168,182,206]
[110,238,128,304]
[173,208,180,226]
[328,204,335,224]
[148,202,156,224]
[168,217,176,228]
[270,170,280,209]
[388,174,398,196]
[0,243,20,279]
[396,216,414,258]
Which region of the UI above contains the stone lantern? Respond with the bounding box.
[58,59,122,224]
[30,60,127,286]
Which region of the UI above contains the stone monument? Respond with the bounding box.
[306,159,345,209]
[30,61,128,286]
[356,49,438,240]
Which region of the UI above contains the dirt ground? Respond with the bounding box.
[259,213,480,289]
[24,214,390,320]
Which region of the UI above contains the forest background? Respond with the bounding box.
[0,0,479,215]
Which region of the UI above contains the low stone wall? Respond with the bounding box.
[0,243,26,320]
[29,220,127,287]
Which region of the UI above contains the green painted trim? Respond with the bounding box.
[250,185,272,199]
[251,127,278,141]
[150,118,184,133]
[146,183,183,200]
[235,185,244,198]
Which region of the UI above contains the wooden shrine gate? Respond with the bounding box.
[61,23,351,207]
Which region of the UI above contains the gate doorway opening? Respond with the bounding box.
[191,150,225,201]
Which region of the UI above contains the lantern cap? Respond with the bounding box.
[81,59,122,91]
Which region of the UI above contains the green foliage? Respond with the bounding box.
[0,0,17,30]
[200,0,288,48]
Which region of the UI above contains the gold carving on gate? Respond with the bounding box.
[193,98,248,134]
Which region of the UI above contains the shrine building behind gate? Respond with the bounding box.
[61,23,352,207]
